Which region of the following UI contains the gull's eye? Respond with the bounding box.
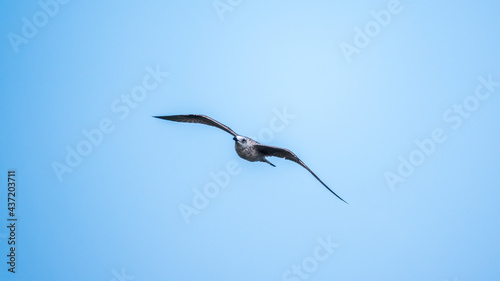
[242,139,246,143]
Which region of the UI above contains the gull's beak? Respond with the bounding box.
[233,137,237,141]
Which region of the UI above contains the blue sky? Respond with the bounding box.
[1,1,499,280]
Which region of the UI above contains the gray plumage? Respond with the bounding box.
[154,114,347,204]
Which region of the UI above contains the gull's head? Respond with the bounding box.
[233,135,250,148]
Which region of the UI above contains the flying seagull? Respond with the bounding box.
[153,114,348,204]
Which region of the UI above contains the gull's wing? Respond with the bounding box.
[254,144,348,204]
[153,114,238,137]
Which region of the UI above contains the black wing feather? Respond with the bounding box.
[153,114,238,137]
[254,144,348,204]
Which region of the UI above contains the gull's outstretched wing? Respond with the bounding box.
[254,144,348,204]
[153,114,238,137]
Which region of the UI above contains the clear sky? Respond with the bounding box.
[1,1,499,280]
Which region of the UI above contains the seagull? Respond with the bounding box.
[153,114,348,204]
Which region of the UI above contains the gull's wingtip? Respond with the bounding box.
[335,193,349,205]
[326,187,349,205]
